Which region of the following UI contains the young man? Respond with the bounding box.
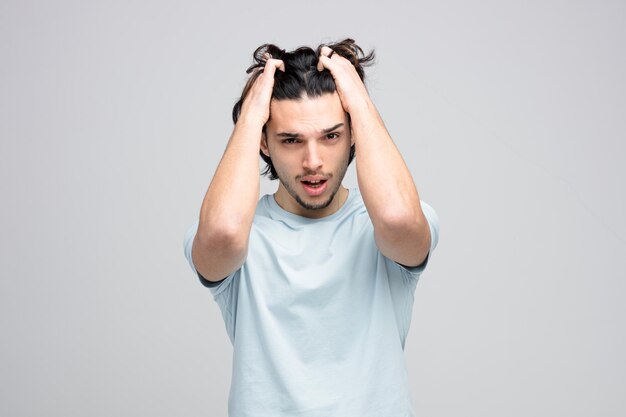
[183,39,440,417]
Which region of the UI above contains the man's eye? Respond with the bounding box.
[282,138,299,144]
[326,133,339,140]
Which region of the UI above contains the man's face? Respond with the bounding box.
[262,92,353,218]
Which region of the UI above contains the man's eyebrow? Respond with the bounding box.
[276,131,301,138]
[322,123,344,134]
[275,123,345,137]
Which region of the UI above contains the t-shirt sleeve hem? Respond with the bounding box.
[394,200,440,279]
[396,251,431,275]
[197,272,228,288]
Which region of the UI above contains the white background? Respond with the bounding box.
[1,0,625,415]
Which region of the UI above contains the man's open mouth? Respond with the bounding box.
[301,179,327,188]
[300,178,328,196]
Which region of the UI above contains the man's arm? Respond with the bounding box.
[192,58,284,281]
[318,48,430,267]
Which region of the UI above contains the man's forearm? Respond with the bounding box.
[351,103,422,225]
[197,120,263,246]
[351,102,431,265]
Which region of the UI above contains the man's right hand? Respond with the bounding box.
[238,57,285,126]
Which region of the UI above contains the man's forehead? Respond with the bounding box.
[268,93,347,133]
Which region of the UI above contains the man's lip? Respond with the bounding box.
[300,176,328,182]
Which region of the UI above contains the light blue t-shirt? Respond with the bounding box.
[183,188,439,417]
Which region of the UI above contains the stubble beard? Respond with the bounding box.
[277,157,350,212]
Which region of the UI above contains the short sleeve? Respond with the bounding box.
[182,220,237,297]
[395,200,440,278]
[384,201,439,346]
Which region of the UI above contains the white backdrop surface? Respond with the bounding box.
[1,0,625,416]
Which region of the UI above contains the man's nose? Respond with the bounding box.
[302,142,323,171]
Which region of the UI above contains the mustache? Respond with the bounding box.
[295,172,333,180]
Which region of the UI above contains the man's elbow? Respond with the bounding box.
[196,223,248,256]
[197,217,250,251]
[376,207,426,237]
[192,228,248,282]
[375,211,430,254]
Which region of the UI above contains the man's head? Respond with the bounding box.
[261,91,351,215]
[232,39,374,216]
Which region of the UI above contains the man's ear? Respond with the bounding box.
[260,131,270,157]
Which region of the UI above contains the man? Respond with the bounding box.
[183,39,440,417]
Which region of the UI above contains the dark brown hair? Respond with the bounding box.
[232,39,375,180]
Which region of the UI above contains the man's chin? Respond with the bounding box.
[294,194,334,211]
[276,175,343,214]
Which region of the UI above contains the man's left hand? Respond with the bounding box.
[317,46,372,115]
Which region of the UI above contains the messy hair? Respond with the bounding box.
[231,38,375,180]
